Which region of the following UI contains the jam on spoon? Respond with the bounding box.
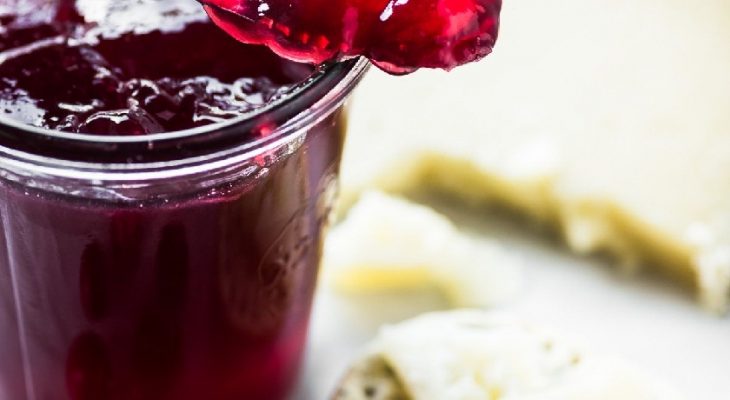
[200,0,502,74]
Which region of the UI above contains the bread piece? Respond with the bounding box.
[342,0,730,312]
[335,311,683,400]
[323,191,522,307]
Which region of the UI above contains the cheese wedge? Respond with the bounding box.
[336,311,683,400]
[341,0,730,312]
[323,191,522,307]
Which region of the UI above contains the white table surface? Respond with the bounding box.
[294,197,730,399]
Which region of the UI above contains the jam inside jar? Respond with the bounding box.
[0,1,367,399]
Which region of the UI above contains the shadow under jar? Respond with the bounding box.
[0,4,368,399]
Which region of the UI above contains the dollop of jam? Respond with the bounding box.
[0,0,313,135]
[201,0,501,74]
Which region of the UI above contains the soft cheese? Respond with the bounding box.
[342,0,730,311]
[370,311,682,400]
[324,191,522,307]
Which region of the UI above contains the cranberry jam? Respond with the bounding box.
[0,0,313,135]
[201,0,502,73]
[0,1,354,400]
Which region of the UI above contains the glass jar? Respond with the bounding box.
[0,57,368,400]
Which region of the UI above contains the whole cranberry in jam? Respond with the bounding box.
[201,0,502,74]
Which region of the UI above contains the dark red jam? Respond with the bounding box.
[201,0,502,73]
[0,0,313,135]
[0,2,348,400]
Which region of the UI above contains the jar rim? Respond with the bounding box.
[0,57,368,166]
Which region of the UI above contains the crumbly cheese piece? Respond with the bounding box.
[370,311,683,400]
[323,191,522,307]
[342,0,730,312]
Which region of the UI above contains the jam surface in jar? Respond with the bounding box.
[0,0,313,135]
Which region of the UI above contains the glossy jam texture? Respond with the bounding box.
[0,0,313,135]
[202,0,501,73]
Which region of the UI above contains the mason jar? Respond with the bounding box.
[0,53,367,400]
